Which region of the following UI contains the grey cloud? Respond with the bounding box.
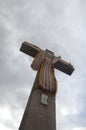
[0,0,86,130]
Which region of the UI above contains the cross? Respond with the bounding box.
[19,41,74,130]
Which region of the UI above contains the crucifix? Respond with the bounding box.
[19,42,74,130]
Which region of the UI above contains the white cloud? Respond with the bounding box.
[0,104,24,130]
[0,106,12,121]
[61,106,78,116]
[0,124,12,130]
[73,127,86,130]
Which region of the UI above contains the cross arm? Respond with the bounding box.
[54,57,74,75]
[20,42,74,75]
[20,42,41,58]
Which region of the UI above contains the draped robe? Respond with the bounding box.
[31,50,57,93]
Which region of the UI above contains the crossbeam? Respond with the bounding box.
[20,42,74,75]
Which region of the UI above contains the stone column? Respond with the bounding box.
[19,72,56,130]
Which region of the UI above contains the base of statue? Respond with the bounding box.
[19,88,56,130]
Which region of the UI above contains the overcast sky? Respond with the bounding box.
[0,0,86,130]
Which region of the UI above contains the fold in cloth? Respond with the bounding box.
[31,50,57,93]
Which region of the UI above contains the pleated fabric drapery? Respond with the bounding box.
[31,50,57,93]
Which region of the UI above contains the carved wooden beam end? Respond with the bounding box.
[20,42,41,58]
